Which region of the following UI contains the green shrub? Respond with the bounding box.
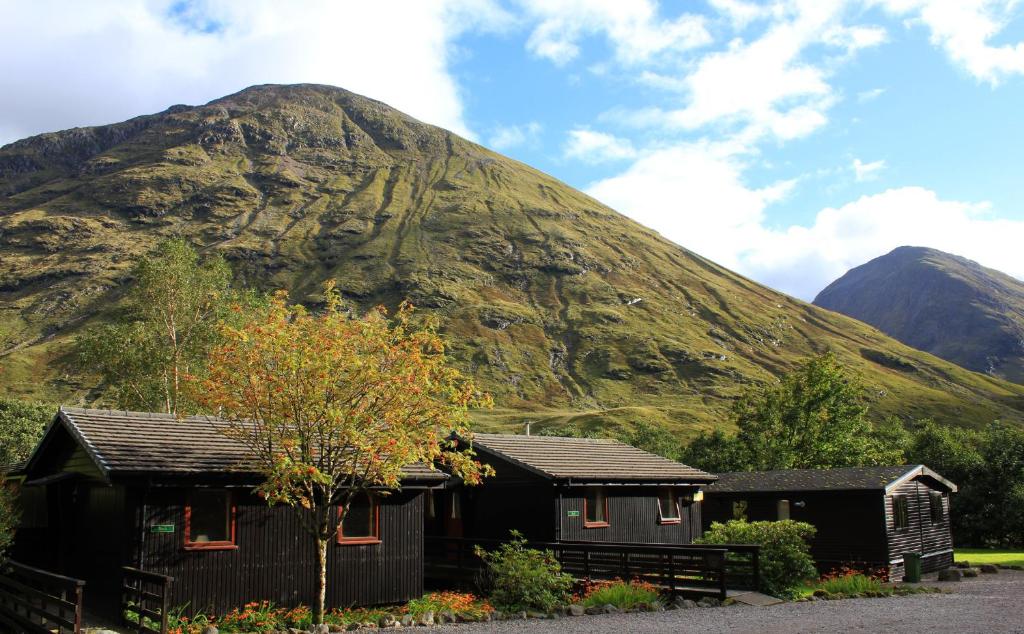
[474,531,573,613]
[579,579,661,609]
[697,519,817,599]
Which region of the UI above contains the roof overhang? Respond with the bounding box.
[885,465,957,494]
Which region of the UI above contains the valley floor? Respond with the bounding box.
[437,570,1024,634]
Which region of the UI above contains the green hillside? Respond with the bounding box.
[815,246,1024,385]
[2,84,1023,433]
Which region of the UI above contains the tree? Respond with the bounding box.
[682,353,903,472]
[906,420,1024,547]
[191,284,493,624]
[76,239,257,414]
[679,429,748,473]
[0,399,53,466]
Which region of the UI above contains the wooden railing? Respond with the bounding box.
[122,567,174,634]
[425,537,760,600]
[0,559,85,634]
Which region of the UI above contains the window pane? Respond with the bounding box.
[659,490,679,520]
[930,492,943,523]
[585,488,605,523]
[894,495,909,530]
[189,490,229,543]
[343,495,373,538]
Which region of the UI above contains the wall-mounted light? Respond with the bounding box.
[794,501,806,508]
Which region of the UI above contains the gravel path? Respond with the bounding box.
[436,570,1024,634]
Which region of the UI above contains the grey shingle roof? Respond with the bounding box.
[707,465,956,493]
[469,433,716,483]
[33,407,445,482]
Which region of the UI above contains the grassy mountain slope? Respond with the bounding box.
[2,84,1023,434]
[815,246,1024,385]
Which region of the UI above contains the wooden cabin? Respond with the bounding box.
[702,465,957,580]
[428,433,716,545]
[12,408,447,617]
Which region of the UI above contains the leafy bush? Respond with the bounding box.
[577,578,661,609]
[697,519,817,599]
[474,530,574,613]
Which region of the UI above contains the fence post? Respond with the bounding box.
[752,547,760,592]
[719,550,727,600]
[668,553,676,596]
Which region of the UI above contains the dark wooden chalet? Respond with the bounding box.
[702,465,957,579]
[428,433,716,545]
[12,407,447,618]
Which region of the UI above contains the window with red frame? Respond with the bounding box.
[184,489,236,550]
[657,489,681,524]
[338,493,380,544]
[584,487,609,528]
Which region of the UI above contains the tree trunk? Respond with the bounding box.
[316,536,328,625]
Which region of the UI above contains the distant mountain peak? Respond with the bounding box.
[815,246,1024,383]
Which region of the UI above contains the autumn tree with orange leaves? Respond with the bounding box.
[192,283,492,624]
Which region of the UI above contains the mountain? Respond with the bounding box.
[815,246,1024,385]
[2,84,1023,433]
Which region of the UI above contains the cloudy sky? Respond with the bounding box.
[2,0,1023,299]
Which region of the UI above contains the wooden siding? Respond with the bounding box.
[559,487,702,545]
[884,478,954,580]
[704,491,889,570]
[137,489,425,613]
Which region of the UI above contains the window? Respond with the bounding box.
[185,490,236,550]
[338,493,380,544]
[893,495,909,531]
[732,499,748,521]
[929,491,944,523]
[777,499,790,521]
[658,489,681,524]
[584,488,609,528]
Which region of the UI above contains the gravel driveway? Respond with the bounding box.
[436,570,1024,634]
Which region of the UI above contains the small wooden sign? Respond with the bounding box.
[150,524,175,533]
[567,510,581,517]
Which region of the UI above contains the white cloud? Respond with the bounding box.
[852,158,886,181]
[857,87,886,102]
[878,0,1024,84]
[587,151,1024,299]
[708,0,778,30]
[0,0,513,145]
[602,3,887,143]
[519,0,711,66]
[563,129,637,163]
[488,121,542,150]
[587,142,796,273]
[742,187,1024,298]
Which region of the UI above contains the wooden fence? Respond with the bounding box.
[122,567,174,634]
[0,559,85,634]
[425,537,760,600]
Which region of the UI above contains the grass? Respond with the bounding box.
[955,548,1024,567]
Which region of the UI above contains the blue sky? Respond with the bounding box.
[2,0,1023,298]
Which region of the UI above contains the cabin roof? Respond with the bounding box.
[707,465,957,494]
[24,407,447,483]
[468,433,716,483]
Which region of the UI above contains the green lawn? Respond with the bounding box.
[955,548,1024,567]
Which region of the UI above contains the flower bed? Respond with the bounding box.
[158,593,493,633]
